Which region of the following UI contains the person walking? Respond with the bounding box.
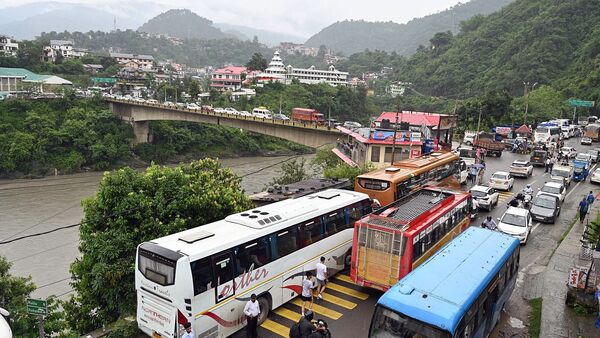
[182,322,194,338]
[587,191,595,206]
[470,166,478,185]
[549,156,556,172]
[579,197,589,223]
[244,294,260,338]
[545,157,551,173]
[301,271,315,316]
[315,257,328,300]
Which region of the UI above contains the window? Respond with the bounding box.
[237,237,271,271]
[191,257,213,295]
[276,227,299,258]
[324,210,344,236]
[371,146,381,162]
[300,218,322,247]
[384,147,393,162]
[213,252,234,289]
[138,249,177,286]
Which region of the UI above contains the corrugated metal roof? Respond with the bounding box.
[0,68,71,84]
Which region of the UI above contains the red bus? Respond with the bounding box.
[291,108,325,124]
[350,187,472,291]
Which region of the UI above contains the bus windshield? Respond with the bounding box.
[370,306,450,338]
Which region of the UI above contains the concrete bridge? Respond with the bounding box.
[106,98,342,148]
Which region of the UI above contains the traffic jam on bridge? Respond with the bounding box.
[132,112,600,338]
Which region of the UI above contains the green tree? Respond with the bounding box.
[270,158,310,185]
[245,52,268,71]
[64,159,253,333]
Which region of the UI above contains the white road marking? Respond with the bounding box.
[532,222,541,233]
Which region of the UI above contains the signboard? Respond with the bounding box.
[438,115,458,129]
[26,298,47,316]
[568,99,594,107]
[495,126,512,135]
[91,77,116,84]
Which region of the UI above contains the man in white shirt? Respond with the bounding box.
[301,271,315,316]
[182,322,194,338]
[244,293,260,338]
[315,256,329,300]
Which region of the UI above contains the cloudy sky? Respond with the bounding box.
[0,0,466,38]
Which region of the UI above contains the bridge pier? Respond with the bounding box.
[133,121,150,144]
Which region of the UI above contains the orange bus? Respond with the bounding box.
[354,151,464,206]
[351,187,472,291]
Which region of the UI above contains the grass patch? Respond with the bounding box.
[558,217,578,245]
[529,298,543,338]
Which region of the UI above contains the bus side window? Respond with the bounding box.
[300,218,322,247]
[275,227,298,258]
[212,251,235,301]
[413,237,422,260]
[324,210,344,236]
[237,237,271,271]
[191,257,213,295]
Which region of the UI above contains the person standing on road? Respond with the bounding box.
[545,157,551,173]
[315,257,329,300]
[587,191,595,206]
[301,271,315,316]
[470,166,478,185]
[182,322,194,338]
[482,216,497,230]
[550,156,556,172]
[578,197,589,223]
[244,294,260,338]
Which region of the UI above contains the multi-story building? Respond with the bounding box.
[110,52,154,71]
[49,40,88,59]
[210,66,247,91]
[0,35,19,56]
[257,51,348,86]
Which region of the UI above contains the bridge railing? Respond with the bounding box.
[106,98,341,133]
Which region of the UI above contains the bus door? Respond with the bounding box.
[213,251,236,304]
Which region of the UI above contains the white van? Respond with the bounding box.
[252,107,273,119]
[463,131,477,145]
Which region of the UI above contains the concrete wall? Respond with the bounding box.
[109,100,341,148]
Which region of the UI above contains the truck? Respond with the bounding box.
[473,132,504,157]
[291,108,325,124]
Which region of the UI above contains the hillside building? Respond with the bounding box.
[48,40,88,59]
[257,51,348,86]
[0,35,19,56]
[110,52,154,71]
[0,67,72,97]
[209,66,247,91]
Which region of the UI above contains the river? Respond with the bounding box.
[0,154,314,299]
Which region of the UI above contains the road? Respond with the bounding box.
[238,136,597,338]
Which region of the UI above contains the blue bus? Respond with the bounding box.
[369,227,520,338]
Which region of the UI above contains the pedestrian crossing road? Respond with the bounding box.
[232,273,378,338]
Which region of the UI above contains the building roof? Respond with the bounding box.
[515,124,532,134]
[212,66,247,75]
[0,67,71,85]
[50,39,73,46]
[338,126,423,146]
[376,111,450,127]
[109,52,154,60]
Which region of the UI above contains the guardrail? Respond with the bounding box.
[105,98,341,133]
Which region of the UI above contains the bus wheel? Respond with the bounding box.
[344,249,352,271]
[257,296,271,325]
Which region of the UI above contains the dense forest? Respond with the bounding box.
[304,0,514,55]
[137,9,232,40]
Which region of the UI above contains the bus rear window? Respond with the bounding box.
[138,249,177,286]
[358,178,390,191]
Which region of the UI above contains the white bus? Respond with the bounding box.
[534,125,561,143]
[135,189,372,338]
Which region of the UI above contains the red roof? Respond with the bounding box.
[515,124,532,134]
[376,111,448,127]
[212,66,247,75]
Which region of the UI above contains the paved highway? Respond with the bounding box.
[238,136,598,338]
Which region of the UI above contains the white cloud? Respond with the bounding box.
[0,0,465,38]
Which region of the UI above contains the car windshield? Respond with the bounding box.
[533,151,546,156]
[502,213,527,227]
[541,185,561,194]
[470,190,488,198]
[575,155,589,161]
[492,173,508,180]
[534,196,556,209]
[552,169,570,178]
[561,148,571,152]
[512,162,528,167]
[589,150,598,156]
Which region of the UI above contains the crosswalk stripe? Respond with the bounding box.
[327,282,369,300]
[261,318,289,337]
[290,298,343,320]
[320,292,357,309]
[274,307,302,322]
[334,274,354,284]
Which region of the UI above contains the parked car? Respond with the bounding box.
[0,307,11,338]
[224,107,239,115]
[590,168,600,184]
[536,182,566,203]
[530,194,561,223]
[273,113,290,120]
[186,103,200,110]
[548,176,568,189]
[509,160,533,178]
[469,185,499,211]
[343,121,362,129]
[581,136,592,145]
[238,110,252,117]
[497,207,532,244]
[489,171,514,191]
[560,147,577,159]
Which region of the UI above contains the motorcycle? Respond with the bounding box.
[523,192,532,208]
[507,193,526,208]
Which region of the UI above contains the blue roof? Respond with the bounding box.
[377,227,519,334]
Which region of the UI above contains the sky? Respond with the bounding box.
[0,0,466,38]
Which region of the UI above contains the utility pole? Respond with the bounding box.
[391,111,400,164]
[476,104,482,136]
[523,81,537,124]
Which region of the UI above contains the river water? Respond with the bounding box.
[0,155,314,299]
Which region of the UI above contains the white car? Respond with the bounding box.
[497,207,533,244]
[575,153,592,166]
[0,308,12,338]
[186,103,200,110]
[581,137,592,145]
[560,147,577,159]
[238,110,252,117]
[509,160,533,178]
[469,185,499,211]
[214,107,225,113]
[146,99,159,104]
[224,107,239,115]
[488,171,514,191]
[551,165,573,187]
[164,101,175,107]
[536,182,566,203]
[590,168,600,184]
[343,121,362,129]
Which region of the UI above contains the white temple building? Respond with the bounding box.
[256,51,348,86]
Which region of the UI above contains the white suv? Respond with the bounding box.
[498,207,532,244]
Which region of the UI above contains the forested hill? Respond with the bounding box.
[304,0,514,55]
[138,9,231,40]
[388,0,600,100]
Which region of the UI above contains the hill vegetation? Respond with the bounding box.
[138,9,231,40]
[304,0,514,55]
